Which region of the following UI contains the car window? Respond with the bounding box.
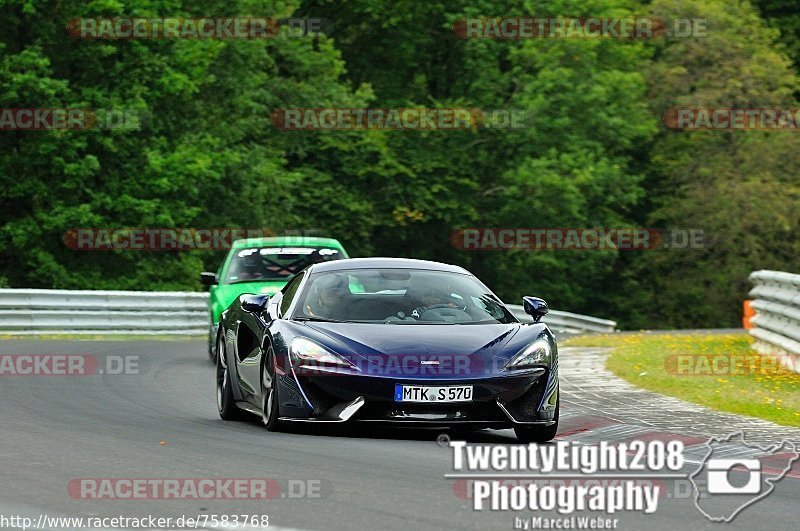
[279,272,305,316]
[224,246,343,284]
[294,268,515,324]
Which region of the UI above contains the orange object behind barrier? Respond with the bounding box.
[743,299,755,329]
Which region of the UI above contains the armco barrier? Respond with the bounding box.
[0,289,616,336]
[0,289,208,335]
[748,270,800,373]
[506,305,617,333]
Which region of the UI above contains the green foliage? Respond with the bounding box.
[305,0,657,315]
[616,0,800,328]
[0,0,395,288]
[0,0,797,328]
[753,0,800,69]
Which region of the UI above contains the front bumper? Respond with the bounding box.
[276,366,558,427]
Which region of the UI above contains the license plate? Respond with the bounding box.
[394,384,473,403]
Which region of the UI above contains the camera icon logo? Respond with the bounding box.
[706,459,761,494]
[690,432,799,522]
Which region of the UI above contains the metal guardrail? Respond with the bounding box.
[748,270,800,373]
[0,289,208,335]
[507,305,617,334]
[0,289,617,336]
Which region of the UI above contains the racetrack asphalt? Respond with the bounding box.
[0,339,798,530]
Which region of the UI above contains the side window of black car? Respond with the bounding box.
[279,273,304,316]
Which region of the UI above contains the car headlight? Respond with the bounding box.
[504,339,551,370]
[289,337,356,369]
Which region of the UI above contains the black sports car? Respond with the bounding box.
[214,258,559,442]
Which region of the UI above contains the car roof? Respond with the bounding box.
[231,236,346,251]
[309,257,471,275]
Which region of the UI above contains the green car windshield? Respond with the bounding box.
[224,246,343,284]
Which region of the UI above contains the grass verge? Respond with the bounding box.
[563,332,800,428]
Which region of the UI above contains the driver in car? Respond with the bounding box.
[409,286,467,320]
[238,252,265,280]
[304,274,349,318]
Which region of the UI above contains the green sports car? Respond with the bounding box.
[200,236,348,359]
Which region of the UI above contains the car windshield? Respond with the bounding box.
[224,247,343,283]
[293,268,516,324]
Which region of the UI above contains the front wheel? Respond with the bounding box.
[514,398,559,443]
[261,345,282,431]
[217,334,244,421]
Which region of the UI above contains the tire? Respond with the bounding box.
[261,345,282,431]
[216,333,244,421]
[514,398,559,443]
[207,323,216,362]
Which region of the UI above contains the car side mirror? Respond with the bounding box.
[241,294,270,315]
[200,272,218,286]
[522,296,548,322]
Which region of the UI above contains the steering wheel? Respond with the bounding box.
[432,302,468,312]
[424,304,458,311]
[411,303,468,321]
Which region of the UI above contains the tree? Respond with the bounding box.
[303,0,656,315]
[616,0,800,328]
[0,0,398,289]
